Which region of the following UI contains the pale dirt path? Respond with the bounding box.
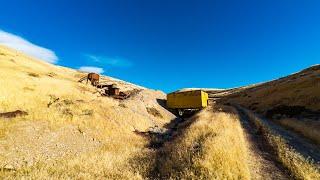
[237,107,292,180]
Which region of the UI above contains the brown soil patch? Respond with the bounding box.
[0,110,28,119]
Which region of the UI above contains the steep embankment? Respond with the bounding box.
[0,45,175,178]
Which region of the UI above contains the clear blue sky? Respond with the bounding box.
[1,0,319,92]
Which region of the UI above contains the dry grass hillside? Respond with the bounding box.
[217,65,320,145]
[1,44,319,179]
[224,65,320,112]
[0,45,279,179]
[0,45,176,178]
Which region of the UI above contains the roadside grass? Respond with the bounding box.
[278,118,320,145]
[244,109,320,180]
[146,107,251,179]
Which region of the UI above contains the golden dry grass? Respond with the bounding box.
[142,108,251,179]
[3,44,316,179]
[0,44,264,179]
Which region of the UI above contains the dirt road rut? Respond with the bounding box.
[237,107,292,180]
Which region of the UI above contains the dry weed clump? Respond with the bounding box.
[152,108,251,179]
[244,109,320,179]
[27,72,40,78]
[146,107,163,118]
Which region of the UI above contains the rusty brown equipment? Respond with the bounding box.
[100,84,128,99]
[107,84,120,96]
[78,74,137,100]
[87,73,100,86]
[78,73,100,86]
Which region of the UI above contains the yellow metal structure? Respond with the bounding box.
[166,90,209,109]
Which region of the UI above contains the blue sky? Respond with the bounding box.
[0,0,319,92]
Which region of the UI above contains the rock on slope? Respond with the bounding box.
[0,45,175,170]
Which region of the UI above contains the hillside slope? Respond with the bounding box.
[209,65,320,145]
[223,65,320,112]
[0,45,176,178]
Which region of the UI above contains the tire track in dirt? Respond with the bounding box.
[236,107,292,180]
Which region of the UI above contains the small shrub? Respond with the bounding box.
[62,108,73,117]
[63,99,73,105]
[47,95,60,108]
[27,72,40,78]
[146,107,163,118]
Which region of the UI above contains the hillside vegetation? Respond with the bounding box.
[0,45,175,178]
[0,45,261,179]
[152,107,251,179]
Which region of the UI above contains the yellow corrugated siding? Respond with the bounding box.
[166,90,208,109]
[201,91,209,107]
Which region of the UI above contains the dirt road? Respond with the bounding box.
[238,106,320,163]
[237,107,292,179]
